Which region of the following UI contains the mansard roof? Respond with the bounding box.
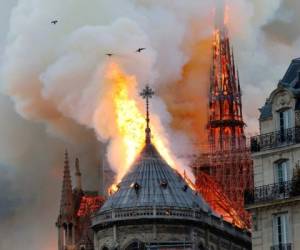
[260,58,300,120]
[100,143,211,213]
[281,58,300,86]
[259,101,272,121]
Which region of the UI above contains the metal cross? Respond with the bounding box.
[140,85,155,144]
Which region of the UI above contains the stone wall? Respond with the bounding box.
[251,201,300,250]
[94,222,250,250]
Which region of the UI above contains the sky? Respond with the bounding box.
[0,0,299,249]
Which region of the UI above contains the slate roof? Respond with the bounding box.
[100,143,212,213]
[281,58,300,86]
[259,101,272,121]
[260,58,300,119]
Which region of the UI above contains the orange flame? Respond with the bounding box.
[106,63,176,185]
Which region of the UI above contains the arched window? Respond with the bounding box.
[223,127,231,150]
[124,240,146,250]
[223,99,230,119]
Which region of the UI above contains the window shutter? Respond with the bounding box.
[272,215,279,245]
[282,213,289,244]
[286,160,291,181]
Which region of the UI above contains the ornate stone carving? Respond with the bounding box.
[274,91,292,111]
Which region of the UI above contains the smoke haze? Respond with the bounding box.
[0,0,300,249]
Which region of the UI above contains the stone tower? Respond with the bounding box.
[56,150,76,250]
[56,152,104,250]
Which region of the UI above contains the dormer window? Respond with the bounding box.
[130,182,140,191]
[160,180,168,188]
[278,109,292,142]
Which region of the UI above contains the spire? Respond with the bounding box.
[60,149,73,216]
[140,85,155,145]
[208,0,245,152]
[75,158,82,191]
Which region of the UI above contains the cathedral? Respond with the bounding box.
[56,3,253,249]
[56,85,252,250]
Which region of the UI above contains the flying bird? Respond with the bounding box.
[51,20,58,25]
[106,53,113,57]
[136,48,146,53]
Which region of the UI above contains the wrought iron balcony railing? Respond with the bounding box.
[244,180,300,205]
[250,127,300,152]
[270,243,292,250]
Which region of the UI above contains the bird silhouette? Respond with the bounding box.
[106,53,113,57]
[51,20,58,25]
[136,48,146,53]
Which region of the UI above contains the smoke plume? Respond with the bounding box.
[1,0,300,249]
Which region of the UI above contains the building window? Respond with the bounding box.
[272,213,290,247]
[279,109,292,131]
[278,109,293,142]
[274,160,290,183]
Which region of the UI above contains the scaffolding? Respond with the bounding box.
[191,22,253,229]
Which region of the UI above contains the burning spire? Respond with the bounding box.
[192,0,253,229]
[208,2,245,151]
[140,85,155,145]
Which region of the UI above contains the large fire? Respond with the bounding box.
[106,63,176,185]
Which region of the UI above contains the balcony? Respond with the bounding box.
[270,243,292,250]
[244,180,300,205]
[250,127,300,152]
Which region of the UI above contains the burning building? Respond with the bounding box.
[56,153,105,250]
[56,84,251,249]
[191,4,253,226]
[55,3,253,249]
[91,86,251,250]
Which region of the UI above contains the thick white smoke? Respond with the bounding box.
[2,0,216,180]
[1,0,299,249]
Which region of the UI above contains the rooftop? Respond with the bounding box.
[100,143,212,213]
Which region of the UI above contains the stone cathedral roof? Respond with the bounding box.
[100,143,212,212]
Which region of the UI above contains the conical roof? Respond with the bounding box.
[100,143,211,213]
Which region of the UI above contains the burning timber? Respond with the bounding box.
[191,7,254,228]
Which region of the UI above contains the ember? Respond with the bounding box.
[77,196,105,217]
